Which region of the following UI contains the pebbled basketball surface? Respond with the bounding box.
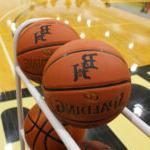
[43,39,131,89]
[17,19,79,83]
[42,39,131,128]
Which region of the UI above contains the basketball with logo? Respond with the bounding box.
[79,141,113,150]
[24,104,85,150]
[42,39,131,128]
[16,19,79,83]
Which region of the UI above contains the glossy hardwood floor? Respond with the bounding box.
[0,0,150,149]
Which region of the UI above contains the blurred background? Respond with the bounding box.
[0,0,150,150]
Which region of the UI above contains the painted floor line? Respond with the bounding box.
[0,5,28,77]
[0,35,15,76]
[0,5,26,23]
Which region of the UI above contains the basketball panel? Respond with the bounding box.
[43,39,125,71]
[44,82,131,127]
[24,105,41,132]
[17,20,79,54]
[18,46,59,75]
[43,51,130,89]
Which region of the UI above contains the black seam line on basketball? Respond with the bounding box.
[17,41,69,56]
[33,119,48,150]
[26,114,64,147]
[44,129,63,150]
[26,117,46,134]
[23,70,42,76]
[44,49,126,73]
[25,109,42,134]
[25,113,45,134]
[57,111,121,124]
[43,124,68,148]
[84,145,88,150]
[44,130,50,150]
[44,80,130,91]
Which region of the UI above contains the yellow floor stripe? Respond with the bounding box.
[0,35,14,75]
[0,43,15,92]
[132,75,150,89]
[108,74,150,150]
[108,114,150,150]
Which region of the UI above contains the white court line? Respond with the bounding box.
[0,5,27,76]
[0,5,26,23]
[0,35,15,75]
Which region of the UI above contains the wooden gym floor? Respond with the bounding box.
[0,0,150,149]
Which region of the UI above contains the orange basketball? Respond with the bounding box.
[42,39,131,128]
[17,19,79,83]
[24,104,85,150]
[79,141,113,150]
